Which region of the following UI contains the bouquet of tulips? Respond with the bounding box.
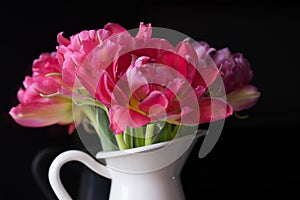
[9,22,260,151]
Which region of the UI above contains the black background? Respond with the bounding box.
[1,0,300,199]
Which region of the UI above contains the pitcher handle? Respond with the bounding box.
[48,150,111,200]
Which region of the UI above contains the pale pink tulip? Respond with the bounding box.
[56,23,129,94]
[9,53,74,133]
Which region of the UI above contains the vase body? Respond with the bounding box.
[49,132,202,200]
[105,145,189,200]
[108,158,185,200]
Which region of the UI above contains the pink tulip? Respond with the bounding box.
[56,23,129,94]
[195,41,260,111]
[76,24,233,134]
[213,48,253,93]
[9,53,74,133]
[211,47,261,111]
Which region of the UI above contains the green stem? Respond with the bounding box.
[234,111,249,119]
[163,123,172,141]
[171,124,179,139]
[145,123,155,146]
[135,127,145,147]
[115,134,128,150]
[125,127,134,148]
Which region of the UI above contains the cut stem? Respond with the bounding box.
[125,127,134,148]
[115,134,128,150]
[145,123,155,146]
[134,127,145,147]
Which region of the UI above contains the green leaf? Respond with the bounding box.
[152,122,172,143]
[95,107,118,151]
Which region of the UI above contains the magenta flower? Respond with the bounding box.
[9,53,74,132]
[76,23,233,134]
[190,41,262,112]
[212,48,252,93]
[211,47,260,111]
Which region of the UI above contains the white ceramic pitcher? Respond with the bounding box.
[48,131,203,200]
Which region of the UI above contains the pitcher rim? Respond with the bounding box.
[96,129,206,159]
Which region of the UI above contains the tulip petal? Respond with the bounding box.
[9,99,73,127]
[212,48,232,66]
[109,106,150,134]
[143,38,174,52]
[138,91,169,114]
[192,41,215,59]
[167,106,196,125]
[158,51,189,78]
[226,85,261,111]
[176,39,199,69]
[198,97,233,123]
[104,23,128,35]
[166,97,232,125]
[76,41,119,101]
[192,67,219,89]
[135,22,152,41]
[57,32,70,47]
